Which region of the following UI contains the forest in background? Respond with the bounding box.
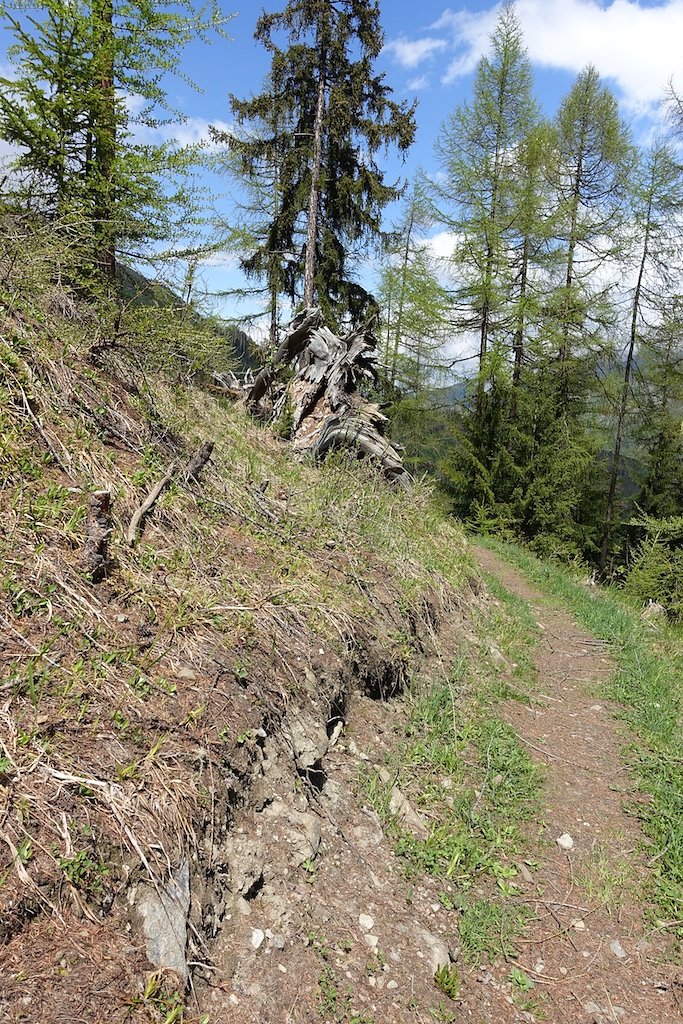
[0,0,681,617]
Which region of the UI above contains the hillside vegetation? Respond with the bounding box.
[0,226,481,1020]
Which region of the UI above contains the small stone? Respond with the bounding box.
[571,918,586,931]
[387,980,398,990]
[519,863,534,883]
[176,666,197,680]
[534,961,545,974]
[115,613,128,623]
[251,928,265,950]
[364,934,379,949]
[229,994,239,1006]
[359,914,374,932]
[609,939,627,959]
[559,967,567,976]
[584,1002,603,1015]
[271,934,286,950]
[556,833,575,851]
[278,964,287,974]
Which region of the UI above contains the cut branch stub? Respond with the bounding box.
[183,441,214,484]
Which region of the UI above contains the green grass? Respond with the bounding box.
[358,582,544,963]
[480,536,683,935]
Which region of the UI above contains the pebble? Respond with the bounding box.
[364,934,379,949]
[251,929,265,950]
[556,833,575,851]
[359,914,374,932]
[571,918,586,931]
[387,980,398,990]
[278,964,287,974]
[609,939,628,959]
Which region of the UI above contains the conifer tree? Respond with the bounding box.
[432,1,537,394]
[225,0,416,329]
[549,65,632,418]
[599,141,683,569]
[0,0,230,284]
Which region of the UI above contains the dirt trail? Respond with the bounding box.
[474,546,682,1024]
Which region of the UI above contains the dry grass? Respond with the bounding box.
[0,227,476,1019]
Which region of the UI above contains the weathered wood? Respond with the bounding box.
[183,441,214,484]
[247,306,323,407]
[126,463,176,546]
[248,308,410,487]
[82,489,112,581]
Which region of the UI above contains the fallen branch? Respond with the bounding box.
[183,441,214,484]
[126,463,176,546]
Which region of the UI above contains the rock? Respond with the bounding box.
[286,808,322,868]
[328,721,344,747]
[415,927,450,973]
[283,714,328,771]
[488,644,509,670]
[387,980,398,990]
[518,862,534,883]
[584,1002,603,1015]
[251,928,265,950]
[571,918,586,931]
[609,939,627,959]
[364,934,379,949]
[135,860,190,983]
[389,786,429,839]
[359,914,375,932]
[223,835,265,897]
[271,934,286,950]
[556,833,575,851]
[176,667,197,680]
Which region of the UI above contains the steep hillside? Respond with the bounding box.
[0,253,484,1021]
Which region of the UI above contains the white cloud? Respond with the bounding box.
[427,229,458,260]
[383,35,448,69]
[170,117,232,148]
[407,75,430,91]
[436,0,683,114]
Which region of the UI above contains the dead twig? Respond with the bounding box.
[126,463,176,546]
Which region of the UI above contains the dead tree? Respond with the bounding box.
[246,309,410,488]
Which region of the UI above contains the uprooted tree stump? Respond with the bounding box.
[246,308,410,488]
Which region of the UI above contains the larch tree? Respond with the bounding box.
[550,65,632,418]
[431,0,538,403]
[599,141,683,570]
[0,0,231,286]
[224,0,416,329]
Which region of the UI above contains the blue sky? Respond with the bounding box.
[2,0,683,329]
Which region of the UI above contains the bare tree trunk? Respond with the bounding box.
[599,208,652,572]
[303,55,326,308]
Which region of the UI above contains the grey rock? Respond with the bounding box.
[286,808,321,867]
[389,786,428,839]
[609,939,628,959]
[556,832,575,851]
[415,927,450,973]
[135,860,190,982]
[283,715,328,770]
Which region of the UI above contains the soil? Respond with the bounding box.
[471,545,682,1024]
[193,547,682,1024]
[3,546,682,1024]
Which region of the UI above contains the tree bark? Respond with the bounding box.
[303,50,326,308]
[82,489,112,581]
